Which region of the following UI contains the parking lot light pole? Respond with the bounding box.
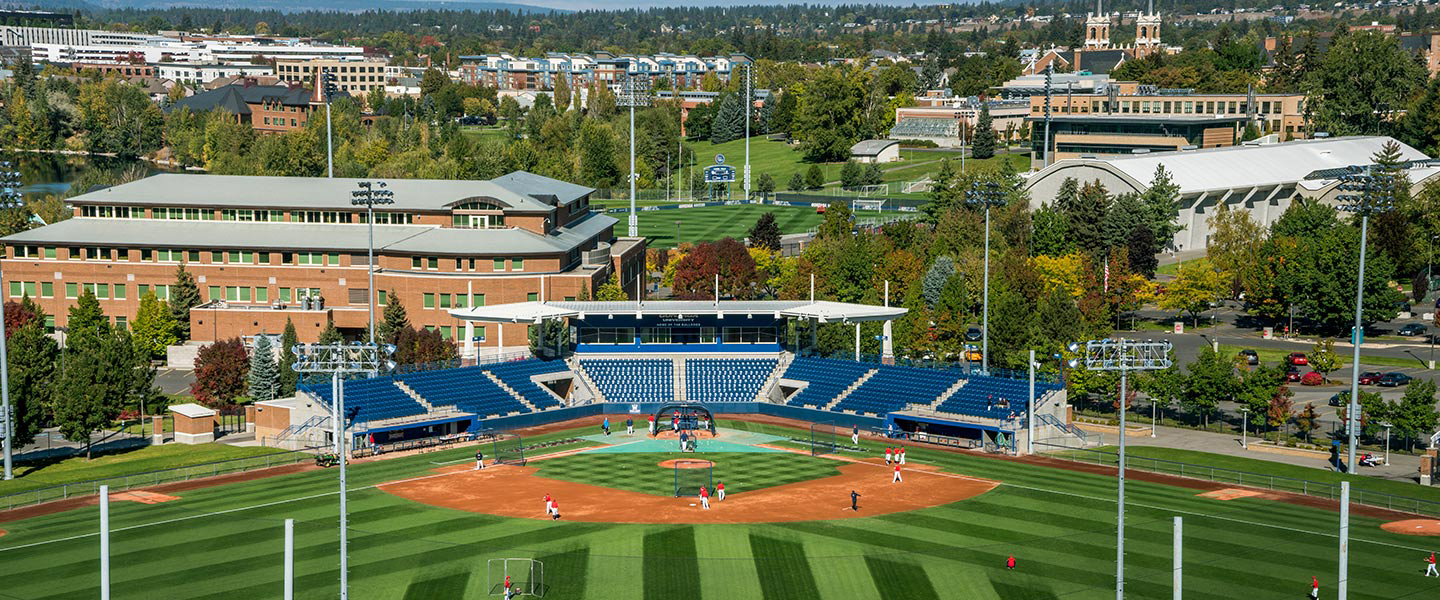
[1239,407,1249,449]
[1335,165,1397,475]
[1068,338,1173,600]
[1380,422,1392,466]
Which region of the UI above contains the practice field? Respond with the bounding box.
[2,417,1439,599]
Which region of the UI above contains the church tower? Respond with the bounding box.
[1135,0,1162,57]
[1085,0,1111,49]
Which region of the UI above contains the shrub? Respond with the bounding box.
[1300,371,1324,386]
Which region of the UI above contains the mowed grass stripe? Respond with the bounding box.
[535,547,590,599]
[644,527,700,600]
[695,526,762,600]
[749,533,821,600]
[864,555,938,600]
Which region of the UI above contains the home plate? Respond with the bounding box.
[1199,488,1265,501]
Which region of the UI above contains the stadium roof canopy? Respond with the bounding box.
[450,300,908,324]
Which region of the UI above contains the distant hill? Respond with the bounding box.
[23,0,566,14]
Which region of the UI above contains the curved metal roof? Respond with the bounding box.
[449,300,907,324]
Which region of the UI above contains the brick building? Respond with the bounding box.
[0,172,647,349]
[167,78,328,133]
[275,58,389,96]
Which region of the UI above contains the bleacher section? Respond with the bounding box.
[834,366,964,416]
[779,358,873,407]
[580,358,673,403]
[936,376,1058,420]
[398,366,528,418]
[889,117,959,138]
[304,377,426,423]
[487,359,569,409]
[685,358,778,403]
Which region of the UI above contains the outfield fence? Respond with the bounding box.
[1041,443,1440,518]
[0,446,322,512]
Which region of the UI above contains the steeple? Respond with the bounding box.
[1136,0,1162,57]
[1085,0,1111,49]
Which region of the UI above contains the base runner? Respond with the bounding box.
[648,416,656,436]
[699,485,710,509]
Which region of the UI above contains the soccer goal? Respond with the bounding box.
[852,197,887,212]
[673,459,714,497]
[810,421,838,456]
[492,433,526,467]
[487,558,544,597]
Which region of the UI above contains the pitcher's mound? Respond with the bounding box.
[1382,519,1440,535]
[110,491,180,504]
[658,459,713,469]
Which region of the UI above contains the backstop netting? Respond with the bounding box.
[673,460,714,497]
[810,421,838,456]
[493,433,526,466]
[487,558,544,597]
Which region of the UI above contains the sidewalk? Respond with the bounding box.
[1080,422,1423,484]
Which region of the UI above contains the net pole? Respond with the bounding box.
[284,518,294,600]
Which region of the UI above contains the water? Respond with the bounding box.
[8,153,173,201]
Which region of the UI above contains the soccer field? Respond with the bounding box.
[0,418,1433,599]
[638,205,910,248]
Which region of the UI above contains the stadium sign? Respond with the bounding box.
[704,165,736,183]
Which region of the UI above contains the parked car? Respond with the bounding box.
[1284,365,1302,382]
[964,327,983,342]
[1328,392,1350,407]
[1237,349,1259,365]
[1357,371,1383,385]
[1286,352,1308,366]
[1398,323,1429,337]
[1377,372,1412,387]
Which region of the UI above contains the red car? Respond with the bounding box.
[1284,365,1302,382]
[1286,352,1308,366]
[1357,371,1383,385]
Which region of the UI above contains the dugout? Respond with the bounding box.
[887,414,1013,450]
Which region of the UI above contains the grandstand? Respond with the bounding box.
[889,117,960,139]
[267,300,1074,453]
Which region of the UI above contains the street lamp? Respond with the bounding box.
[291,342,396,600]
[322,71,338,178]
[1067,338,1173,600]
[617,70,652,238]
[350,181,395,344]
[1379,421,1393,466]
[966,181,1006,375]
[1335,166,1397,477]
[1239,406,1250,449]
[0,163,20,480]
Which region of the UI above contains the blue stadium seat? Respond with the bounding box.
[579,358,673,403]
[832,365,964,416]
[397,366,528,418]
[485,359,570,409]
[302,376,427,424]
[778,358,873,408]
[685,358,778,403]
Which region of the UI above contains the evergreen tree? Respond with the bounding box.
[710,92,745,143]
[131,291,178,359]
[66,288,108,350]
[1127,225,1160,278]
[596,272,629,301]
[749,212,782,251]
[922,256,956,309]
[755,173,776,199]
[247,334,278,404]
[840,160,862,189]
[787,171,806,191]
[318,320,344,344]
[862,163,884,187]
[378,290,409,344]
[1029,203,1072,256]
[971,103,998,159]
[1064,181,1110,256]
[6,299,57,446]
[921,158,963,223]
[1138,166,1184,250]
[54,329,157,457]
[168,263,201,341]
[987,279,1035,368]
[804,164,825,190]
[278,318,299,396]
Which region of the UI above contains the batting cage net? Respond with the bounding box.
[810,421,838,456]
[487,558,544,597]
[654,403,717,436]
[492,433,526,466]
[673,459,714,497]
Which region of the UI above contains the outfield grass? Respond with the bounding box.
[0,444,289,495]
[1,418,1437,599]
[534,452,841,496]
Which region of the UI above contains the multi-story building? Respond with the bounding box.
[1029,113,1248,161]
[0,172,646,347]
[157,63,274,85]
[457,51,751,91]
[167,79,327,133]
[890,99,1031,148]
[1024,0,1175,75]
[1027,88,1308,141]
[275,58,389,95]
[69,61,156,78]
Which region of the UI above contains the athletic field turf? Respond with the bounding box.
[534,452,841,497]
[637,205,823,248]
[0,419,1436,599]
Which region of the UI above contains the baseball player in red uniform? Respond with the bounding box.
[1006,555,1016,570]
[884,447,892,465]
[544,493,553,517]
[899,446,906,465]
[717,481,725,501]
[504,575,512,593]
[1309,576,1318,599]
[892,463,902,483]
[1427,552,1437,576]
[551,499,560,520]
[648,416,655,436]
[699,485,710,509]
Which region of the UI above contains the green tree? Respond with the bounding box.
[554,76,572,112]
[839,160,862,189]
[131,291,178,359]
[793,66,870,162]
[1295,402,1321,442]
[53,329,157,458]
[247,334,278,404]
[922,256,956,309]
[1235,365,1283,430]
[755,173,776,199]
[1309,338,1340,382]
[748,212,781,251]
[1030,202,1072,257]
[1206,204,1266,294]
[804,164,825,190]
[278,318,299,396]
[987,279,1036,369]
[168,263,201,341]
[1138,165,1184,250]
[709,92,745,143]
[862,163,883,187]
[817,202,854,240]
[1140,360,1186,423]
[66,288,108,350]
[1392,380,1439,450]
[971,103,997,159]
[1159,259,1227,326]
[318,320,343,344]
[1064,181,1110,255]
[596,273,629,301]
[1183,346,1235,428]
[1306,31,1427,137]
[921,159,962,223]
[378,290,410,344]
[579,120,621,188]
[787,171,806,192]
[419,68,449,97]
[191,338,248,407]
[6,299,58,446]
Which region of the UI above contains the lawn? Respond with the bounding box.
[639,204,823,248]
[533,451,841,497]
[458,125,512,144]
[2,417,1437,599]
[0,443,290,495]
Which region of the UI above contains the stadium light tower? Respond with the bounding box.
[0,163,20,480]
[322,71,338,178]
[618,69,652,237]
[1067,338,1173,600]
[966,181,1006,374]
[351,181,395,344]
[291,342,396,600]
[743,62,753,199]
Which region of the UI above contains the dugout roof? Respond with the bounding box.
[449,300,907,324]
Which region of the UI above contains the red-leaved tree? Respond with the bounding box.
[3,298,41,338]
[191,338,249,407]
[671,238,760,299]
[394,326,458,366]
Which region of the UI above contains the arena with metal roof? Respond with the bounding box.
[1022,136,1431,251]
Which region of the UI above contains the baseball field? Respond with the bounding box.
[0,415,1436,599]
